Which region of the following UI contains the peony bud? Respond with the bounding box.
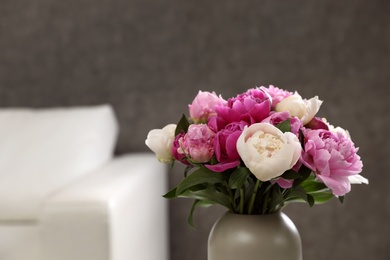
[145,124,176,163]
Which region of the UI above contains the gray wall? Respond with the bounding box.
[1,0,389,259]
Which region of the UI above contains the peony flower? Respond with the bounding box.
[260,85,294,109]
[236,123,302,181]
[261,111,302,136]
[305,117,329,130]
[206,122,247,172]
[172,131,189,164]
[215,88,271,126]
[189,91,227,123]
[179,124,215,163]
[301,129,364,196]
[145,124,177,163]
[275,178,294,189]
[276,94,323,125]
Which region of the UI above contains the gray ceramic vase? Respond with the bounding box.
[208,211,302,260]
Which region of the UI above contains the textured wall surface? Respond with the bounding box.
[0,0,389,259]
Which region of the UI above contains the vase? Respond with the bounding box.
[208,211,302,260]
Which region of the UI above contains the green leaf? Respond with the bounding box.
[175,114,190,136]
[311,191,334,204]
[233,188,241,208]
[293,166,312,187]
[184,165,192,178]
[301,180,328,193]
[228,167,251,189]
[307,194,315,207]
[243,177,256,204]
[187,199,214,228]
[179,187,233,210]
[284,186,312,205]
[176,167,225,195]
[163,187,178,199]
[268,185,284,211]
[276,119,291,133]
[281,169,302,180]
[338,196,345,204]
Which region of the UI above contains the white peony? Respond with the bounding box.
[276,94,323,125]
[236,123,302,181]
[145,124,177,163]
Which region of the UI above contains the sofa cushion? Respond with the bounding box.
[0,105,118,221]
[0,224,42,260]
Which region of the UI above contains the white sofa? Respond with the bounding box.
[0,105,168,260]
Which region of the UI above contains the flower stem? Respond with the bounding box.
[248,179,261,215]
[262,187,271,214]
[239,188,245,214]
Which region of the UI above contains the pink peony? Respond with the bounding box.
[261,111,302,137]
[301,129,363,196]
[275,178,294,189]
[206,122,248,172]
[189,91,227,123]
[215,88,271,126]
[305,117,329,130]
[207,115,227,132]
[172,131,189,165]
[260,85,294,109]
[179,124,215,163]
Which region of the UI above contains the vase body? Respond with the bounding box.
[208,211,302,260]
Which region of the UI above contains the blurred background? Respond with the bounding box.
[0,0,389,259]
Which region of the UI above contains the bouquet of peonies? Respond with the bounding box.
[146,86,367,226]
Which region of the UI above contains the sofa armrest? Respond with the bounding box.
[40,153,169,260]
